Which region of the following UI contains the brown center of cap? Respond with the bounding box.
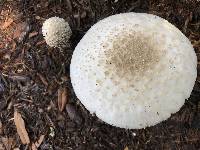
[103,30,162,82]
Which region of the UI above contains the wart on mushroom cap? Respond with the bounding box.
[70,13,197,129]
[42,17,72,48]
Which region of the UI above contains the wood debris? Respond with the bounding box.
[9,75,29,82]
[11,41,17,51]
[0,121,2,134]
[66,104,83,125]
[0,44,4,49]
[0,143,4,150]
[36,40,46,46]
[14,111,30,145]
[1,137,15,150]
[31,135,45,150]
[183,12,193,33]
[35,16,41,20]
[29,32,38,38]
[37,73,48,86]
[58,87,68,111]
[35,135,45,148]
[1,18,13,29]
[13,22,30,42]
[124,146,129,150]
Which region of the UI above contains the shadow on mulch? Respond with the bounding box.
[0,0,200,149]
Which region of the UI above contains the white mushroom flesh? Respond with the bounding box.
[70,13,197,129]
[42,17,72,48]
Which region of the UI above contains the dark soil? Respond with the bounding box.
[0,0,200,149]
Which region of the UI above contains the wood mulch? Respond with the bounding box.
[0,0,200,149]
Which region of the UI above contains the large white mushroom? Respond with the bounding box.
[70,13,197,129]
[42,17,72,48]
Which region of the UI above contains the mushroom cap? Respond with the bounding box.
[70,13,197,129]
[42,17,72,48]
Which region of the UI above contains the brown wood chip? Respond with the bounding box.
[1,137,14,150]
[13,22,29,41]
[14,111,30,145]
[36,40,46,46]
[0,143,4,150]
[29,32,38,38]
[35,135,45,148]
[1,18,13,29]
[58,87,68,112]
[124,146,129,150]
[31,143,37,150]
[66,104,83,125]
[35,16,41,20]
[37,73,48,86]
[0,121,2,134]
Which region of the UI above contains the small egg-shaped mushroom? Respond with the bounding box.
[70,13,197,129]
[42,17,72,48]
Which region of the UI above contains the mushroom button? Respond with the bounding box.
[42,17,72,48]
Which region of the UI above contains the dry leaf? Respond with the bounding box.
[58,87,68,111]
[1,18,13,29]
[14,111,30,144]
[124,146,129,150]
